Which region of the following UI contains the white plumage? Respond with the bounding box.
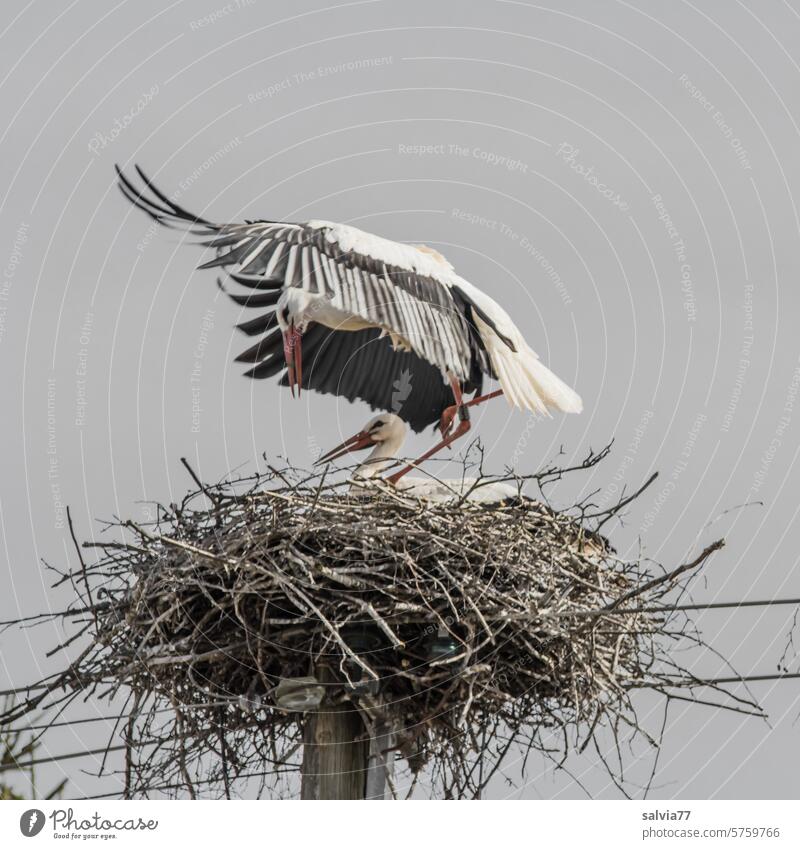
[300,221,583,414]
[317,413,521,504]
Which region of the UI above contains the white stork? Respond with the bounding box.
[117,166,582,481]
[316,413,522,504]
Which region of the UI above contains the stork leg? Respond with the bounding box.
[437,378,465,436]
[466,388,504,409]
[386,377,471,485]
[440,389,505,436]
[385,407,472,486]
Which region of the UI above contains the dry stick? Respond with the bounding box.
[590,471,659,530]
[0,642,97,705]
[654,690,765,718]
[682,672,800,685]
[566,596,800,618]
[98,690,135,779]
[0,746,126,774]
[180,457,220,507]
[279,579,379,681]
[16,710,165,733]
[155,535,239,568]
[643,696,672,800]
[0,604,113,628]
[124,691,141,800]
[603,540,724,612]
[295,465,328,537]
[170,690,196,800]
[66,507,97,628]
[360,602,405,648]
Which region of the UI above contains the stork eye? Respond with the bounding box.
[371,420,385,430]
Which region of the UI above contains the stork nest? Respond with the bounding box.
[3,449,741,799]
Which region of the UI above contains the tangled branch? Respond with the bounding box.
[0,452,753,798]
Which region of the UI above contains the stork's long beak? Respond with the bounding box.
[283,327,303,397]
[315,430,375,465]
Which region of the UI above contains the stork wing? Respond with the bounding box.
[116,166,487,428]
[117,166,486,382]
[208,220,478,381]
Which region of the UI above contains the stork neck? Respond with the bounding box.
[354,430,406,479]
[354,453,394,479]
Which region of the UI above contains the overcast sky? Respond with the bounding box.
[1,0,799,799]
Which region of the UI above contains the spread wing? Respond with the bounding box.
[200,226,478,383]
[117,165,493,429]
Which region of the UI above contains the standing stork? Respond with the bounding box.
[117,166,582,482]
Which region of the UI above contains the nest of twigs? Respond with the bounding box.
[3,449,740,799]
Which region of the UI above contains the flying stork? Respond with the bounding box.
[316,413,521,504]
[117,166,582,482]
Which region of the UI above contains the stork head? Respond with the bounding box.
[315,413,407,467]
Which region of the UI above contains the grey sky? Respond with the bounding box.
[1,0,799,799]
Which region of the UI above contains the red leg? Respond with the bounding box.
[438,377,464,436]
[465,388,503,409]
[441,388,504,436]
[386,414,472,486]
[386,383,504,485]
[387,377,470,485]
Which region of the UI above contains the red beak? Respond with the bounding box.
[315,430,375,465]
[283,327,303,397]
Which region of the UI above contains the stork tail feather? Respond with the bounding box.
[516,350,583,414]
[473,314,582,415]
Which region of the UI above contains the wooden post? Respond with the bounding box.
[300,667,369,800]
[364,718,394,800]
